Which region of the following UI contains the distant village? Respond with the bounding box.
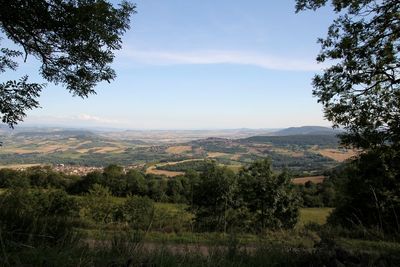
[53,164,146,176]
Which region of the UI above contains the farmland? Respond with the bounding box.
[0,126,355,177]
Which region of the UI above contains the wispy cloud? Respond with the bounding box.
[118,47,322,71]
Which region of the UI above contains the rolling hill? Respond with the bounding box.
[270,126,342,136]
[0,126,356,175]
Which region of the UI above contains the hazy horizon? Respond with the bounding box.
[3,123,336,132]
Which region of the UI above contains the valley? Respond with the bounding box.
[0,126,355,177]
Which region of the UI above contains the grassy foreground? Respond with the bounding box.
[3,202,400,266]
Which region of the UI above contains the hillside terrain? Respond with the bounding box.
[0,126,356,176]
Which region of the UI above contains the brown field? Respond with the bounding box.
[292,176,325,185]
[92,147,125,154]
[166,145,192,154]
[146,166,184,177]
[315,149,358,162]
[1,144,70,154]
[207,152,229,158]
[145,159,203,177]
[76,148,92,153]
[0,164,42,170]
[230,154,242,160]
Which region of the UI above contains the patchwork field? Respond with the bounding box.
[0,127,349,175]
[314,148,358,162]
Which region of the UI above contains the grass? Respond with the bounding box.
[338,238,400,255]
[2,194,399,267]
[79,204,332,249]
[292,176,325,185]
[298,207,332,227]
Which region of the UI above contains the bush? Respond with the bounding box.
[82,184,118,224]
[117,195,155,230]
[0,188,79,246]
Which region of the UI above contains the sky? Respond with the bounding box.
[3,0,337,130]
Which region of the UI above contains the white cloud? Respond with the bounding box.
[76,114,121,124]
[118,47,323,71]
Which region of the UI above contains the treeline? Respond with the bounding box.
[156,160,211,172]
[0,158,302,266]
[0,163,335,209]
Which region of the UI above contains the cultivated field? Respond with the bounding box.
[292,176,325,185]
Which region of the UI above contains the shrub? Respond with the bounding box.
[0,188,79,246]
[118,195,155,230]
[82,184,118,224]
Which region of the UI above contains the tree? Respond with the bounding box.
[296,0,400,149]
[296,0,400,234]
[191,163,240,232]
[238,159,299,230]
[328,148,400,233]
[84,184,116,223]
[126,169,148,196]
[0,0,135,127]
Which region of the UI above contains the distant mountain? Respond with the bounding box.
[241,134,340,147]
[271,126,341,136]
[13,129,97,139]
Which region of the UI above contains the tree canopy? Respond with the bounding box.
[0,0,135,127]
[296,0,399,149]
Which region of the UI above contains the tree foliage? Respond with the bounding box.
[328,148,400,233]
[191,163,239,232]
[0,0,135,127]
[296,0,400,149]
[239,159,299,230]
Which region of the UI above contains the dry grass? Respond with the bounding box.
[92,147,125,154]
[292,176,325,185]
[146,166,184,177]
[145,159,204,177]
[315,149,358,162]
[0,164,42,169]
[230,154,242,160]
[76,148,92,153]
[207,152,229,158]
[226,164,243,172]
[166,145,192,154]
[1,144,70,154]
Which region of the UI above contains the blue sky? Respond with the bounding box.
[3,0,336,129]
